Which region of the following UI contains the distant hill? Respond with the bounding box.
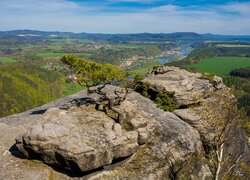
[0,29,74,37]
[1,29,250,42]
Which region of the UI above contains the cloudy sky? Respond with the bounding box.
[0,0,250,35]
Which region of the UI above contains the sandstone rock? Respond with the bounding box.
[212,76,226,89]
[0,113,70,180]
[0,66,248,180]
[144,66,222,106]
[173,108,215,147]
[13,85,206,179]
[16,105,139,172]
[86,87,205,179]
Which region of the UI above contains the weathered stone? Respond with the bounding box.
[144,66,218,106]
[173,108,215,146]
[0,66,248,180]
[16,105,139,172]
[86,87,204,179]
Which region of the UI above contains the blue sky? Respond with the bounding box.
[0,0,250,34]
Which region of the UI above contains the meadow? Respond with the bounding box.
[63,82,85,96]
[216,44,250,48]
[190,56,250,76]
[37,52,66,58]
[0,57,16,63]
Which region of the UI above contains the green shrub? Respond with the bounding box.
[139,82,179,112]
[155,91,179,112]
[201,72,215,83]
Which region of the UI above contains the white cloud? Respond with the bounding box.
[0,0,86,13]
[149,5,179,14]
[0,0,249,35]
[108,0,163,3]
[220,2,250,15]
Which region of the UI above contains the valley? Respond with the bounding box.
[1,30,250,121]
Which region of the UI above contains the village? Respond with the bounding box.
[119,48,180,68]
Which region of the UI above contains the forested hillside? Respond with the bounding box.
[0,63,64,117]
[224,67,250,116]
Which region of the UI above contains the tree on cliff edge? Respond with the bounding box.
[61,54,129,94]
[61,54,140,122]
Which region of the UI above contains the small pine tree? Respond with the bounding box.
[61,54,139,122]
[61,54,129,94]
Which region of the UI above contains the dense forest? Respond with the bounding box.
[230,67,250,79]
[0,63,64,117]
[224,67,250,116]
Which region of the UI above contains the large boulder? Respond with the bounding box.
[16,105,139,172]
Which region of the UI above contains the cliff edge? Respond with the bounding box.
[0,66,249,179]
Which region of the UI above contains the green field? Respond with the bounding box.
[131,60,160,75]
[216,44,250,48]
[63,82,85,96]
[37,52,66,58]
[0,57,16,63]
[190,56,250,76]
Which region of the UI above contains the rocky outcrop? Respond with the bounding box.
[0,66,249,179]
[138,66,249,179]
[147,65,226,106]
[16,106,139,172]
[14,87,204,178]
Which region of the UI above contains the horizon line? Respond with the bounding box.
[1,29,250,36]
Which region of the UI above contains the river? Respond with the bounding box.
[157,45,192,64]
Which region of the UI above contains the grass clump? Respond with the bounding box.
[201,72,216,83]
[155,91,180,112]
[139,82,179,112]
